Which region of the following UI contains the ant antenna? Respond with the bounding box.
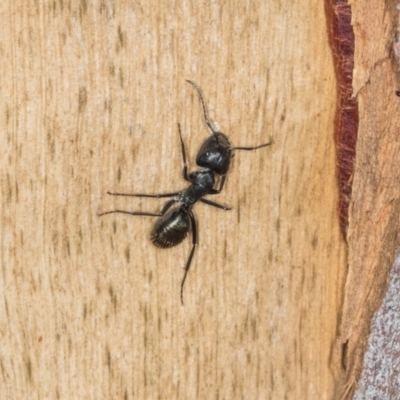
[186,80,218,136]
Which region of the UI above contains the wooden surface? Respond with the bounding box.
[0,1,346,399]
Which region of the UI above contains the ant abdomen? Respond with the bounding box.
[150,207,191,248]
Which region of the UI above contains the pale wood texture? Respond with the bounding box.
[335,1,400,399]
[0,1,345,399]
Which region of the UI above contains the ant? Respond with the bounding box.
[99,81,272,304]
[99,124,230,304]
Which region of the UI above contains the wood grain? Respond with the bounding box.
[0,1,345,399]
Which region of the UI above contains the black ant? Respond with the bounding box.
[99,81,272,304]
[99,124,230,304]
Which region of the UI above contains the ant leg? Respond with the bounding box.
[178,123,190,182]
[230,141,272,151]
[200,198,231,210]
[98,199,176,217]
[208,175,227,194]
[180,210,197,305]
[107,191,180,198]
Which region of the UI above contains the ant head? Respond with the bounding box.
[196,132,232,175]
[186,80,231,174]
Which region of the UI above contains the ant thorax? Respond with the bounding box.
[188,169,215,188]
[175,169,215,207]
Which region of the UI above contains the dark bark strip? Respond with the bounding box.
[325,0,359,236]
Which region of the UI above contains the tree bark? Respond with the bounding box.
[0,1,347,399]
[333,1,400,399]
